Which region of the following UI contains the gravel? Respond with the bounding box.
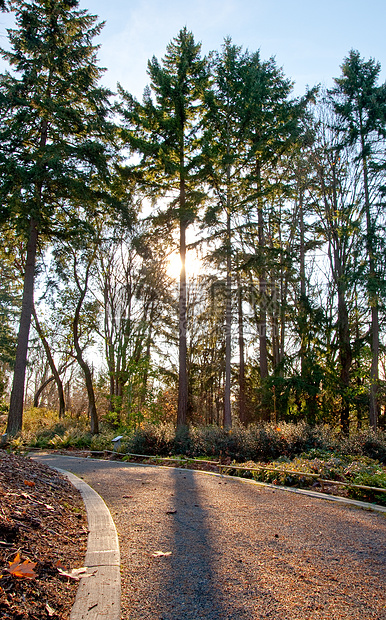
[38,456,386,620]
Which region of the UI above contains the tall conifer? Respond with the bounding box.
[241,53,312,419]
[118,28,208,428]
[201,39,249,427]
[331,50,386,429]
[0,0,113,434]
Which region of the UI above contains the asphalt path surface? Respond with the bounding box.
[36,454,386,620]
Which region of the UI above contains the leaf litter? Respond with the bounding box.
[0,450,88,619]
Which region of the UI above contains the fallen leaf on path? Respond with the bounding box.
[7,553,37,579]
[57,566,95,580]
[151,551,172,557]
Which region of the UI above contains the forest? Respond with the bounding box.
[1,0,386,439]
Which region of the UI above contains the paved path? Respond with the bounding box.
[35,454,386,620]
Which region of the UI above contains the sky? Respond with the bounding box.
[0,0,385,99]
[80,0,385,98]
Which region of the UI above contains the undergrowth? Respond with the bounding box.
[231,453,386,506]
[4,413,386,464]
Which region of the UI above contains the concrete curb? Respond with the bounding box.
[138,462,386,514]
[161,465,385,514]
[224,473,386,514]
[32,458,121,620]
[59,469,121,620]
[38,452,386,515]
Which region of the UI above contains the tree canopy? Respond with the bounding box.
[1,7,385,436]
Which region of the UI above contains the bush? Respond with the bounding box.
[125,422,175,456]
[114,421,340,462]
[11,409,91,450]
[339,430,386,464]
[95,422,386,466]
[347,470,386,506]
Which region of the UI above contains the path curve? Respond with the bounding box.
[35,454,386,620]
[32,456,120,620]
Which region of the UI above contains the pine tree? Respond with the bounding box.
[311,98,361,432]
[0,0,114,435]
[200,40,249,427]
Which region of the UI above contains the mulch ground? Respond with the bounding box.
[0,450,87,620]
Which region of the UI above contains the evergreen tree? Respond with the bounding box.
[0,0,114,435]
[201,39,250,427]
[118,28,208,428]
[330,50,386,429]
[240,52,313,419]
[311,105,360,432]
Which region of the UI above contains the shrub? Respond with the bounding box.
[347,470,386,506]
[340,430,386,464]
[125,422,175,456]
[8,412,386,471]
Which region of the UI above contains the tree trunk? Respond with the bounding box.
[34,375,54,407]
[369,305,379,430]
[177,169,188,428]
[33,361,71,410]
[72,259,99,435]
[299,192,307,377]
[32,304,66,418]
[256,163,269,420]
[257,163,268,381]
[140,303,154,406]
[337,284,352,433]
[109,373,115,413]
[331,163,352,434]
[237,269,246,425]
[7,218,38,435]
[361,139,378,430]
[224,170,232,428]
[73,325,99,435]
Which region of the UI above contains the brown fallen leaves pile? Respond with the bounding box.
[0,450,88,620]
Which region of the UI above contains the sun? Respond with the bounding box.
[167,250,202,280]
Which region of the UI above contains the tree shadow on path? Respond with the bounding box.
[155,468,249,620]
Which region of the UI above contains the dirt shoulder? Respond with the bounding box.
[0,450,87,620]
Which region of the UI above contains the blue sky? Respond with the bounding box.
[76,0,386,99]
[0,0,385,98]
